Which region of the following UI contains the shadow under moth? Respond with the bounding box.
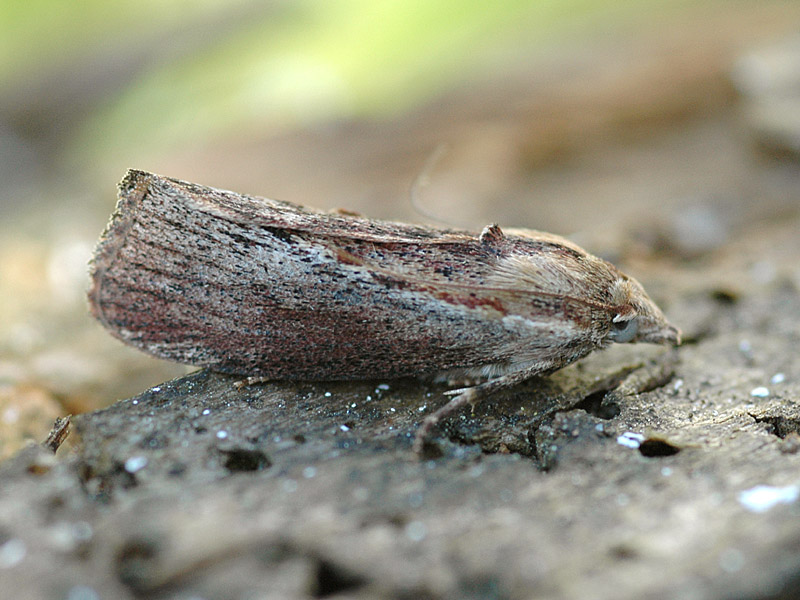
[89,170,681,453]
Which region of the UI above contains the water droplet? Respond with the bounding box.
[616,432,645,449]
[72,522,93,541]
[2,407,19,424]
[66,585,100,600]
[124,456,148,473]
[0,539,26,568]
[405,521,427,542]
[738,485,799,513]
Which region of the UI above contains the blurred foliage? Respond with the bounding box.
[1,0,674,163]
[1,0,231,79]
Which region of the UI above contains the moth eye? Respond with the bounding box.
[610,316,638,343]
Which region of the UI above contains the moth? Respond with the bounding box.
[89,170,680,452]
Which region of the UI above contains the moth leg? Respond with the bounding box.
[413,387,480,454]
[413,362,553,455]
[233,375,273,389]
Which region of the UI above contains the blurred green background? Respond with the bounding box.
[2,0,648,179]
[1,0,798,456]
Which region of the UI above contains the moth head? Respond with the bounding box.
[608,276,680,346]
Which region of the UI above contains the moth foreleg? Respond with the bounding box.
[413,362,554,455]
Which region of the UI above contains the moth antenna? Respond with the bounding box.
[409,143,455,227]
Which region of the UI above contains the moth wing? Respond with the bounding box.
[93,171,616,381]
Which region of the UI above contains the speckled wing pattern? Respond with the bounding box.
[89,170,676,383]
